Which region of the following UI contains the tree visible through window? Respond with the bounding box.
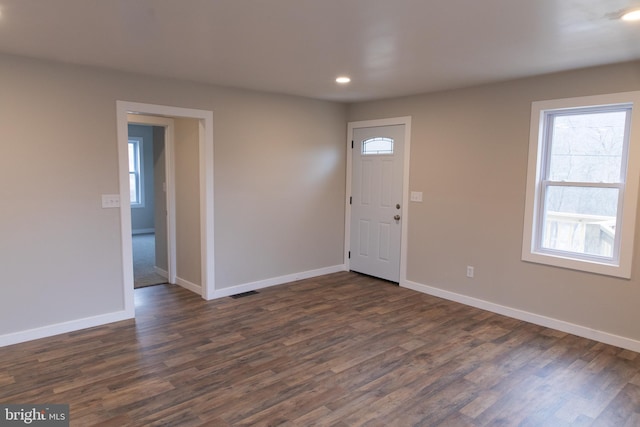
[128,137,144,206]
[522,92,640,278]
[540,108,627,258]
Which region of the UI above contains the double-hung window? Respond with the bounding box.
[522,92,640,278]
[128,137,144,207]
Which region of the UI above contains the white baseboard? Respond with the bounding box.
[132,228,155,235]
[176,276,202,294]
[0,309,133,348]
[0,265,346,347]
[402,279,640,353]
[209,264,347,299]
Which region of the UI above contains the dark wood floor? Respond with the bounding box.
[1,272,639,426]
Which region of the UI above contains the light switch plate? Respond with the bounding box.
[102,194,121,208]
[410,191,423,202]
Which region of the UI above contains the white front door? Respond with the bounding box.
[350,124,404,282]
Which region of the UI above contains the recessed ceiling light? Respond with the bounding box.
[336,76,351,84]
[621,9,640,21]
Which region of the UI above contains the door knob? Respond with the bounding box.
[394,215,401,221]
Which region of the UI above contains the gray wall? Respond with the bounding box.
[153,127,168,272]
[7,48,638,346]
[128,124,155,232]
[214,90,347,287]
[0,53,347,337]
[348,60,640,342]
[174,118,201,286]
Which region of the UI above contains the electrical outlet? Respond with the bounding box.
[466,266,474,278]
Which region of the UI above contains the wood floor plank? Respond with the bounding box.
[1,271,639,426]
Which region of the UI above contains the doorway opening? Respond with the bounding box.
[116,101,215,318]
[127,119,173,289]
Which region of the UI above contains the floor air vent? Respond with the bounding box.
[230,290,259,299]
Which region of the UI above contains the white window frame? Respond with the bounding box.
[522,91,640,279]
[128,137,145,208]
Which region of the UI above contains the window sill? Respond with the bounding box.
[521,250,630,279]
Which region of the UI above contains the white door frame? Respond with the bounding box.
[345,117,411,284]
[126,114,177,285]
[117,101,215,318]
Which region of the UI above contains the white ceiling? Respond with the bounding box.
[0,0,639,102]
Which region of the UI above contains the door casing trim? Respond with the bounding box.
[345,117,412,284]
[117,101,215,318]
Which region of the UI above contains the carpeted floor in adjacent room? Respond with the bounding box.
[132,233,167,288]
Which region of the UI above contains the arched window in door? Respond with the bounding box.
[362,137,394,155]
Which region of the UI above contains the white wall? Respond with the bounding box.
[348,60,640,346]
[0,53,346,341]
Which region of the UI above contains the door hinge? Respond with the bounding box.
[349,196,352,205]
[348,251,351,259]
[351,140,354,149]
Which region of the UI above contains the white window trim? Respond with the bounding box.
[522,91,640,279]
[128,137,145,208]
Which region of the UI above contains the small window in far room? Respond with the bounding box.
[362,137,394,155]
[128,137,144,207]
[522,91,640,278]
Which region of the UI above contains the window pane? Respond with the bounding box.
[362,137,393,155]
[128,142,136,172]
[541,186,618,257]
[548,111,627,183]
[129,172,137,203]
